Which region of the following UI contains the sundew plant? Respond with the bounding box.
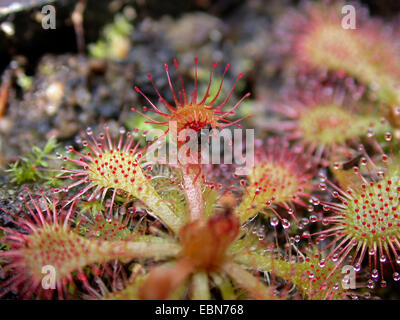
[2,0,400,302]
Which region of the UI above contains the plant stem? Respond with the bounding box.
[180,164,204,222]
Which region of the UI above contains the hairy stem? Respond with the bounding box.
[6,225,182,282]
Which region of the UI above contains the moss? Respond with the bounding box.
[6,136,58,184]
